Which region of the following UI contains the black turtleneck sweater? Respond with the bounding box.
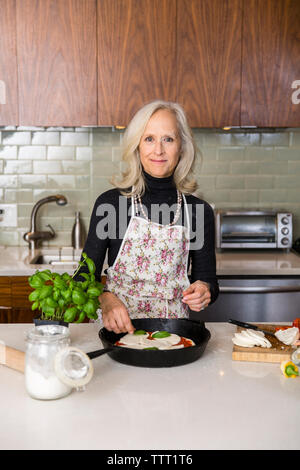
[75,172,219,304]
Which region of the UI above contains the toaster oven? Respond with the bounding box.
[215,210,293,250]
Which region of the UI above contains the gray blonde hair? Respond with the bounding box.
[111,100,200,196]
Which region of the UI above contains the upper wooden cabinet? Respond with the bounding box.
[177,0,242,127]
[1,0,299,127]
[0,0,18,125]
[97,0,177,126]
[16,0,97,126]
[241,0,300,127]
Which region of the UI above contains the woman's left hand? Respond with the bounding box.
[182,281,211,311]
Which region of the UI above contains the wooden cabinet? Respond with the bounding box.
[1,0,300,127]
[0,277,11,308]
[16,0,97,126]
[0,277,33,323]
[177,0,242,127]
[99,0,300,127]
[97,0,242,128]
[97,0,177,126]
[0,0,18,125]
[0,276,12,323]
[0,275,107,323]
[241,0,300,127]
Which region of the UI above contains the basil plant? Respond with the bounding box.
[28,252,103,323]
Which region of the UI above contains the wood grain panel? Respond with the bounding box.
[241,0,300,127]
[177,0,242,127]
[17,0,97,126]
[0,310,12,323]
[97,0,177,126]
[10,308,34,323]
[0,277,11,308]
[0,277,12,323]
[11,276,32,308]
[11,276,38,323]
[0,0,18,125]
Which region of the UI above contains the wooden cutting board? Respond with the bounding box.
[232,324,294,363]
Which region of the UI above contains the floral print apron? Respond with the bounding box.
[103,193,191,320]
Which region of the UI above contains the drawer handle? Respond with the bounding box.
[220,286,300,293]
[0,306,12,309]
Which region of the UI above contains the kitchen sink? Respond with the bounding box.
[28,248,81,267]
[30,254,80,266]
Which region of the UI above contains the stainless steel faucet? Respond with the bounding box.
[23,195,67,251]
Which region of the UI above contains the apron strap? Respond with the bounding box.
[182,193,190,234]
[132,187,190,232]
[131,195,135,217]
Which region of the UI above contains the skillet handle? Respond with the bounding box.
[86,347,114,360]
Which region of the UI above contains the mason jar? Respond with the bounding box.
[25,325,72,400]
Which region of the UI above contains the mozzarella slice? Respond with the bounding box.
[119,332,148,346]
[232,332,257,347]
[232,329,272,348]
[246,330,272,348]
[118,333,171,350]
[275,327,300,345]
[117,331,194,350]
[117,342,146,349]
[151,332,181,346]
[140,338,171,349]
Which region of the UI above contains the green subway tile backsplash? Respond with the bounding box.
[0,126,300,246]
[2,131,31,145]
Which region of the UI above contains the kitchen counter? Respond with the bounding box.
[0,246,105,276]
[217,250,300,276]
[0,322,299,450]
[1,246,300,277]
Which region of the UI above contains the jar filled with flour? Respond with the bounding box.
[25,325,72,400]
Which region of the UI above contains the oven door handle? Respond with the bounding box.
[220,285,300,293]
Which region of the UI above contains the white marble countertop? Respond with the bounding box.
[0,322,299,450]
[1,246,300,277]
[0,246,103,276]
[216,250,300,276]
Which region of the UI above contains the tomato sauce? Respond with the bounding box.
[174,336,194,348]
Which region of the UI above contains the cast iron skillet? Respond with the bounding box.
[87,318,211,368]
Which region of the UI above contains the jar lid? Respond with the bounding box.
[291,348,300,365]
[54,347,94,388]
[25,325,70,343]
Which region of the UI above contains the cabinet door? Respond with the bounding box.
[97,0,177,126]
[11,277,34,323]
[11,277,32,309]
[0,276,12,323]
[0,277,11,308]
[17,0,97,126]
[0,0,18,125]
[241,0,300,127]
[177,0,242,127]
[10,308,33,323]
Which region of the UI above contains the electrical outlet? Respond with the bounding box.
[0,204,17,227]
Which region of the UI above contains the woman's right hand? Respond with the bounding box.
[99,292,135,334]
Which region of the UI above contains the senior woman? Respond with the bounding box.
[76,100,219,334]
